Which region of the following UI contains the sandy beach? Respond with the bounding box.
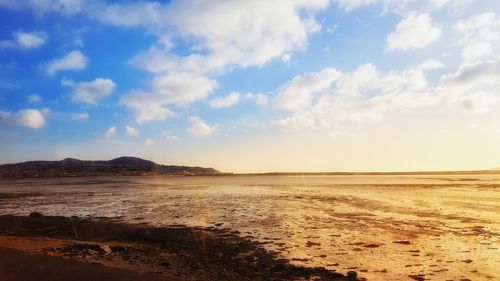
[0,174,498,280]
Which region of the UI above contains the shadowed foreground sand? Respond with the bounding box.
[0,247,179,281]
[0,213,357,281]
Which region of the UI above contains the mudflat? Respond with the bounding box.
[0,213,355,281]
[0,174,499,280]
[0,247,178,281]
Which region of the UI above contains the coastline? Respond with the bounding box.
[0,213,357,281]
[2,170,500,180]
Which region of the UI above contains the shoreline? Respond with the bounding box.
[2,169,500,180]
[0,213,357,281]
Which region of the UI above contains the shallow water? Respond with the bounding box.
[0,175,499,280]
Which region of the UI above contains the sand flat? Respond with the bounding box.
[0,214,352,280]
[0,174,499,280]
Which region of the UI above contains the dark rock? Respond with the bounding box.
[29,212,44,218]
[393,240,411,245]
[159,260,171,267]
[100,245,112,254]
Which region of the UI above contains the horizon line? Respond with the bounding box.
[1,156,499,175]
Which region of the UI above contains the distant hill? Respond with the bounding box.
[0,156,220,178]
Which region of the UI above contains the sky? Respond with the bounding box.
[1,0,500,173]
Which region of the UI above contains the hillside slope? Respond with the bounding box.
[0,156,219,178]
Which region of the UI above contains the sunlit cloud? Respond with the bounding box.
[186,117,214,136]
[28,94,42,103]
[440,58,500,114]
[62,78,115,104]
[120,73,215,123]
[144,138,154,146]
[0,30,47,49]
[275,59,443,130]
[46,50,87,75]
[104,126,116,139]
[125,125,140,137]
[162,130,179,141]
[210,92,240,108]
[274,68,342,111]
[71,112,89,121]
[387,14,441,51]
[244,92,269,107]
[0,108,46,129]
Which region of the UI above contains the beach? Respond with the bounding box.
[0,213,352,280]
[0,174,498,280]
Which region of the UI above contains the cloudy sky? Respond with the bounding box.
[1,0,500,172]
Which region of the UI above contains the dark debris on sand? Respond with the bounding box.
[0,213,357,281]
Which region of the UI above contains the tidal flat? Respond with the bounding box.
[0,174,498,280]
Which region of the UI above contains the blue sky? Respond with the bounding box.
[1,0,500,172]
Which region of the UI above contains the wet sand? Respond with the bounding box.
[0,174,499,280]
[0,213,354,281]
[0,247,177,281]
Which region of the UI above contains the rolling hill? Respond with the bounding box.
[0,156,220,178]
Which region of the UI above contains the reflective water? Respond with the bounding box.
[0,175,499,280]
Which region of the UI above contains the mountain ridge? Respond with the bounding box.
[0,156,220,178]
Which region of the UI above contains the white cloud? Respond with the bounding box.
[130,1,328,74]
[28,94,42,103]
[119,90,175,124]
[62,78,115,104]
[440,59,500,89]
[17,109,46,128]
[449,91,500,114]
[333,0,377,11]
[0,108,46,129]
[151,73,216,106]
[274,111,316,131]
[15,31,46,48]
[3,1,332,123]
[186,117,214,136]
[46,50,87,75]
[256,95,269,107]
[461,42,493,61]
[120,73,215,123]
[71,112,89,121]
[273,57,500,131]
[21,0,88,16]
[387,14,441,51]
[0,31,46,49]
[125,125,140,136]
[275,59,442,130]
[428,0,451,8]
[332,0,464,13]
[105,126,116,139]
[455,13,500,39]
[95,2,162,27]
[210,92,240,108]
[162,130,179,141]
[244,92,269,107]
[144,138,154,146]
[439,59,500,114]
[119,1,330,121]
[0,0,20,9]
[455,13,500,63]
[274,68,342,111]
